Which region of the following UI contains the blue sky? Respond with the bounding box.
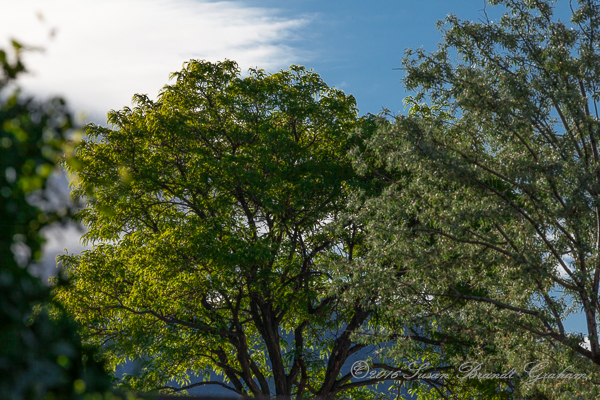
[243,0,489,115]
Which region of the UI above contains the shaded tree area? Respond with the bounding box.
[344,0,600,398]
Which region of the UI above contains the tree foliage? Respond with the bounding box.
[54,59,407,399]
[346,0,600,398]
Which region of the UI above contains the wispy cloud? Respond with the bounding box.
[1,0,310,120]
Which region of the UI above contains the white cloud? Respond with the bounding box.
[582,336,591,351]
[1,0,310,121]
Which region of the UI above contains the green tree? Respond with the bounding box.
[54,59,412,399]
[0,41,114,399]
[346,0,600,398]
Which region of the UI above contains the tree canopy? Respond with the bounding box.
[54,59,406,399]
[346,0,600,398]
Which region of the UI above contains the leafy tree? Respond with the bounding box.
[54,59,414,399]
[347,0,600,397]
[0,41,115,399]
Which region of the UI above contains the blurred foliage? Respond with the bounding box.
[0,40,118,399]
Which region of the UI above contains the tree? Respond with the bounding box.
[54,59,412,399]
[0,40,115,399]
[347,0,600,397]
